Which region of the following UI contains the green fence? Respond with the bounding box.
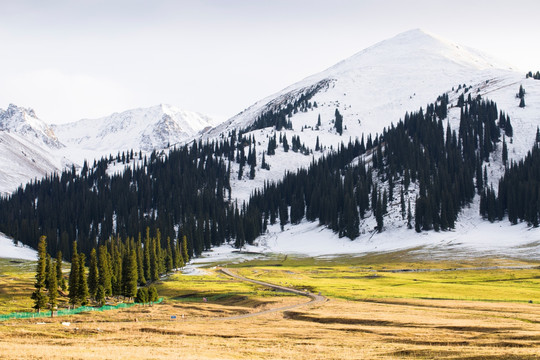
[0,298,163,321]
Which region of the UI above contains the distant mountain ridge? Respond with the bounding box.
[53,104,217,163]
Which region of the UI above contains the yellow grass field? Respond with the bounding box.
[1,256,539,359]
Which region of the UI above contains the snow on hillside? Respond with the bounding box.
[0,232,37,261]
[53,104,218,164]
[198,30,540,259]
[204,29,518,204]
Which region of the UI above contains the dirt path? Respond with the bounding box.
[215,268,326,320]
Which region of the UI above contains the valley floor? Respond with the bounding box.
[1,254,539,359]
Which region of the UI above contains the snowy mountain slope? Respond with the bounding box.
[0,232,37,261]
[0,105,66,196]
[196,29,540,258]
[208,29,513,138]
[204,29,520,203]
[0,104,61,148]
[53,104,217,164]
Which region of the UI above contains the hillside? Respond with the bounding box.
[1,29,540,261]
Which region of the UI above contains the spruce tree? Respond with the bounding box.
[44,254,51,289]
[48,261,58,317]
[148,285,158,303]
[502,137,508,166]
[334,108,343,135]
[165,237,173,273]
[181,235,189,265]
[407,199,413,229]
[87,248,99,299]
[77,253,89,305]
[95,285,105,306]
[123,249,138,300]
[136,287,149,304]
[68,241,80,307]
[56,251,66,291]
[98,246,112,296]
[279,200,288,231]
[31,236,48,313]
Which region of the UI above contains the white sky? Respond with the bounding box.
[0,0,539,124]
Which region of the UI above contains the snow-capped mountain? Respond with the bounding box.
[0,104,65,196]
[53,104,217,164]
[0,104,61,148]
[206,29,520,202]
[211,29,514,138]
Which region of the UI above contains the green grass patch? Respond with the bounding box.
[229,256,540,303]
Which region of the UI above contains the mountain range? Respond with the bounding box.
[1,28,539,259]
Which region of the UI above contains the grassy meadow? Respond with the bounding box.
[1,252,539,359]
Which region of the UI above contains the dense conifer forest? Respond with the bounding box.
[1,89,537,265]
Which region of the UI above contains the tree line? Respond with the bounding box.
[32,232,177,314]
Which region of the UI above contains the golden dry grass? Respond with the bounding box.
[1,292,539,359]
[2,257,539,359]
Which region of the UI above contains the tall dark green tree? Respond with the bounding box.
[87,248,99,299]
[48,260,58,317]
[68,241,80,306]
[78,253,89,305]
[123,249,138,300]
[334,108,343,135]
[31,236,48,313]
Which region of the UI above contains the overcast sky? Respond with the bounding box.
[1,0,539,124]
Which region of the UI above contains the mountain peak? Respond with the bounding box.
[0,104,61,148]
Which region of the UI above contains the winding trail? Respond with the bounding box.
[215,268,326,320]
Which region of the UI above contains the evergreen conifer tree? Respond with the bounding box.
[334,109,343,135]
[56,251,66,291]
[77,253,89,305]
[123,249,138,300]
[48,261,58,317]
[87,248,99,299]
[98,246,112,296]
[31,236,48,313]
[68,241,80,306]
[181,236,189,265]
[95,285,105,306]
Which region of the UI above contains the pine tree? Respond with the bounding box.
[148,285,159,303]
[123,249,138,300]
[44,254,51,289]
[95,285,105,307]
[400,188,406,219]
[334,109,343,135]
[68,241,80,306]
[407,199,413,229]
[375,193,384,232]
[283,134,289,152]
[279,200,288,231]
[98,246,112,296]
[87,248,99,299]
[56,251,66,291]
[48,260,58,317]
[165,237,173,273]
[502,137,508,166]
[519,97,525,108]
[31,236,48,313]
[77,253,89,305]
[181,235,189,265]
[136,287,149,304]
